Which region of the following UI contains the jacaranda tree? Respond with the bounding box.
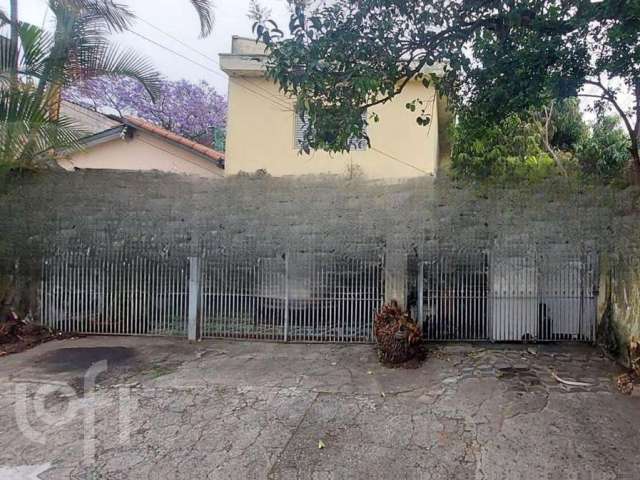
[64,77,227,148]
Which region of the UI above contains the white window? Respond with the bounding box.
[294,111,368,151]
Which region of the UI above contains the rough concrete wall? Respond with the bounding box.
[610,258,640,366]
[1,171,638,257]
[1,170,639,349]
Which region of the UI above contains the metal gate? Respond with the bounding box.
[41,251,189,336]
[418,247,598,342]
[200,253,385,342]
[41,250,385,343]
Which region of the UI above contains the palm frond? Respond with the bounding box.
[0,8,9,26]
[36,1,161,98]
[74,44,162,100]
[0,88,84,166]
[189,0,214,37]
[10,23,54,80]
[51,0,134,32]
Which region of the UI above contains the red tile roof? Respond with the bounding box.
[124,116,224,162]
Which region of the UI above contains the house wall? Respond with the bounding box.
[225,77,441,179]
[58,130,224,178]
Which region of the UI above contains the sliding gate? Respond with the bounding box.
[418,247,598,342]
[41,250,385,343]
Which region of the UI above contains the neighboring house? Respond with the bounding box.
[220,36,451,179]
[58,101,225,178]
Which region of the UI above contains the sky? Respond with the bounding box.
[1,0,293,95]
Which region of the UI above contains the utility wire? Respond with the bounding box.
[133,17,292,109]
[130,31,291,110]
[370,146,429,174]
[131,16,429,174]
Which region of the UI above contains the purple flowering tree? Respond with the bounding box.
[64,77,227,149]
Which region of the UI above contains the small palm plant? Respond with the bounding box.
[1,0,165,167]
[374,300,424,365]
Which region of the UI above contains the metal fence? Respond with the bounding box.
[200,254,385,342]
[41,251,385,343]
[41,251,188,336]
[418,247,598,342]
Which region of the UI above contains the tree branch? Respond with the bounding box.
[583,79,635,140]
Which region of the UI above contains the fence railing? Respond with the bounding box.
[41,251,385,343]
[41,251,188,336]
[418,246,598,343]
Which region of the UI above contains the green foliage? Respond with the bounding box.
[549,98,588,152]
[0,87,84,166]
[257,0,639,177]
[452,113,555,182]
[1,1,162,167]
[576,116,630,180]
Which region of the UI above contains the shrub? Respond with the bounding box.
[549,98,588,152]
[576,115,630,179]
[451,112,556,182]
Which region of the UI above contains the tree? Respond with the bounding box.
[1,1,161,167]
[452,112,554,181]
[548,98,588,153]
[257,0,640,181]
[64,76,227,147]
[576,115,630,179]
[247,0,272,25]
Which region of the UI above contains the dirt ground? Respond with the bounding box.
[0,336,638,479]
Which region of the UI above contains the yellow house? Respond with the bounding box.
[220,36,451,179]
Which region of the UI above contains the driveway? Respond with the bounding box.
[0,337,637,479]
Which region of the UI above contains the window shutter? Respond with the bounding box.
[347,111,368,151]
[293,110,368,151]
[294,113,310,148]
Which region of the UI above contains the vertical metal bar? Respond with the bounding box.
[117,252,122,335]
[284,253,289,342]
[40,258,46,328]
[229,255,238,338]
[153,257,158,334]
[417,261,424,333]
[328,261,333,342]
[51,255,56,331]
[356,258,361,342]
[198,257,208,338]
[74,252,79,333]
[225,256,230,337]
[105,253,110,334]
[143,256,148,335]
[135,255,140,335]
[436,254,441,341]
[81,252,86,333]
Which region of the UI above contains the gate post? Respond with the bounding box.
[187,256,201,341]
[384,251,408,308]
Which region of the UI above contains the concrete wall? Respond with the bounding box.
[609,258,640,366]
[2,170,638,256]
[58,130,224,179]
[225,78,442,179]
[1,170,639,354]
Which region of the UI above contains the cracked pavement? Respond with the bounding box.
[0,337,638,479]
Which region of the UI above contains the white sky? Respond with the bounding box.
[2,0,292,95]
